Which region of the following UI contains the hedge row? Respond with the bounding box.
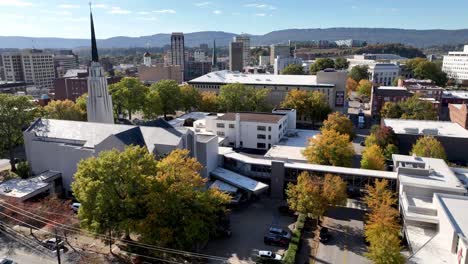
[282,214,306,264]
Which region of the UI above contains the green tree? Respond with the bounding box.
[334,57,349,70]
[400,95,438,120]
[72,146,158,237]
[414,61,448,86]
[138,149,230,249]
[411,136,447,160]
[281,64,304,75]
[361,145,386,170]
[198,92,219,112]
[109,77,148,120]
[349,65,369,82]
[357,79,372,98]
[180,85,202,112]
[303,129,355,167]
[218,83,269,112]
[281,90,331,128]
[151,80,182,119]
[75,93,87,114]
[0,94,38,172]
[142,90,163,119]
[380,102,403,119]
[310,58,335,74]
[366,231,405,264]
[247,88,271,112]
[321,112,355,139]
[16,161,31,179]
[43,100,86,121]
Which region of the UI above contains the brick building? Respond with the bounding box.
[370,86,412,116]
[449,104,468,129]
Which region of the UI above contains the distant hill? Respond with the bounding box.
[1,28,468,49]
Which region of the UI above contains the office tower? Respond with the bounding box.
[233,35,250,67]
[443,45,468,85]
[1,53,24,82]
[212,39,218,71]
[54,54,78,78]
[229,42,243,72]
[21,49,55,90]
[170,32,185,73]
[87,7,114,124]
[270,44,291,65]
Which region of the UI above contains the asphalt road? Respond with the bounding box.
[0,232,55,264]
[314,207,371,264]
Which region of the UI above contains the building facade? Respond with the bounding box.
[370,86,412,116]
[194,50,206,62]
[185,61,212,81]
[233,35,250,67]
[138,64,183,84]
[442,45,468,85]
[170,32,185,73]
[368,63,400,86]
[2,53,24,82]
[229,42,243,72]
[449,104,468,129]
[270,44,290,65]
[274,56,303,75]
[53,54,78,78]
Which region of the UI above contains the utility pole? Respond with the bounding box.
[55,229,61,264]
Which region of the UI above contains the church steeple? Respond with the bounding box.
[90,3,99,62]
[212,39,217,70]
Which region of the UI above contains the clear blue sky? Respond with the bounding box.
[0,0,467,39]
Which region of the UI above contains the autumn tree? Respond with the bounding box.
[361,145,386,170]
[180,85,202,112]
[322,112,355,139]
[310,58,335,74]
[357,79,372,98]
[346,78,358,97]
[109,77,148,119]
[365,126,399,160]
[286,172,347,220]
[303,129,354,167]
[411,136,447,160]
[151,80,182,119]
[380,95,437,120]
[75,93,87,114]
[198,91,219,112]
[281,90,331,128]
[43,100,86,121]
[349,65,369,82]
[0,94,38,171]
[281,64,304,75]
[142,90,163,120]
[334,57,349,70]
[72,146,158,237]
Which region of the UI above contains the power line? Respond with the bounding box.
[0,225,53,260]
[0,201,228,262]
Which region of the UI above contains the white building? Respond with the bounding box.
[274,56,303,75]
[53,54,78,78]
[233,35,250,67]
[195,110,296,150]
[368,63,400,86]
[194,50,207,62]
[334,39,366,47]
[1,53,23,82]
[258,55,270,66]
[270,44,290,65]
[442,45,468,84]
[393,154,468,264]
[143,52,152,67]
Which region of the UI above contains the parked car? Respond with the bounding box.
[0,257,17,264]
[263,233,289,246]
[267,227,291,241]
[319,227,331,243]
[42,238,65,251]
[258,250,282,260]
[359,140,366,147]
[71,203,81,213]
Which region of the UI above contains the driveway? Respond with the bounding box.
[314,207,370,264]
[202,198,296,264]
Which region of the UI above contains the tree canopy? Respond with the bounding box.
[321,112,355,139]
[42,100,86,121]
[310,58,335,74]
[281,64,305,75]
[334,57,349,70]
[198,91,219,112]
[218,83,270,112]
[346,78,358,97]
[0,94,38,171]
[109,77,148,120]
[361,144,386,170]
[281,90,331,128]
[303,129,355,167]
[380,95,438,120]
[411,136,447,160]
[142,90,163,120]
[151,80,182,119]
[180,85,202,112]
[357,79,372,98]
[349,65,369,82]
[405,58,448,86]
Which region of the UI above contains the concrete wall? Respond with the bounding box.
[196,136,219,178]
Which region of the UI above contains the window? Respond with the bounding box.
[257,143,266,149]
[268,126,271,131]
[217,131,225,137]
[216,123,225,128]
[229,124,235,129]
[268,135,271,140]
[279,124,282,129]
[257,126,266,131]
[257,134,266,139]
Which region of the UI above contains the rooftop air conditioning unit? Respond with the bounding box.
[404,127,419,134]
[422,128,439,136]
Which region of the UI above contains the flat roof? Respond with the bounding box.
[188,70,335,87]
[264,129,320,162]
[264,145,307,162]
[435,193,468,245]
[209,180,238,193]
[394,154,467,192]
[442,90,468,100]
[168,112,211,128]
[285,162,397,179]
[211,167,269,194]
[383,119,468,138]
[217,112,285,124]
[0,178,50,201]
[377,86,407,90]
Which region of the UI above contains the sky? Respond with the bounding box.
[0,0,468,39]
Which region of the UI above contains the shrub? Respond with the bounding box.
[16,161,31,179]
[282,214,306,264]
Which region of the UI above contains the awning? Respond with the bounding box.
[211,167,269,195]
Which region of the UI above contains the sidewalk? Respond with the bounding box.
[296,218,318,264]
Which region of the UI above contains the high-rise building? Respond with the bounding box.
[229,42,243,72]
[53,54,78,78]
[233,35,250,67]
[212,39,218,71]
[170,32,185,74]
[2,53,24,82]
[443,45,468,85]
[270,44,290,65]
[194,50,206,62]
[86,7,114,124]
[21,49,55,91]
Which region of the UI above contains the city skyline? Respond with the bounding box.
[1,0,468,39]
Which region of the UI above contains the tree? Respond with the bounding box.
[281,64,304,75]
[198,92,219,112]
[364,179,397,212]
[75,93,87,114]
[303,129,354,167]
[42,100,86,121]
[142,90,163,120]
[16,161,31,179]
[411,136,447,160]
[151,80,182,119]
[180,85,201,112]
[414,60,448,86]
[218,83,269,112]
[138,149,230,249]
[72,146,158,237]
[346,78,358,97]
[0,94,38,172]
[334,57,349,70]
[373,126,398,148]
[380,102,403,119]
[366,231,405,264]
[321,112,355,139]
[400,95,438,120]
[310,58,335,74]
[109,77,148,120]
[282,90,331,128]
[247,88,271,112]
[357,79,372,98]
[349,65,369,82]
[361,145,386,170]
[286,172,346,220]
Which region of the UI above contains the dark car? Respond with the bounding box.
[360,140,366,146]
[319,227,331,243]
[264,233,289,247]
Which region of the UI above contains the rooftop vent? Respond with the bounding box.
[404,127,419,134]
[422,128,439,136]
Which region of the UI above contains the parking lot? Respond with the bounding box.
[202,198,296,264]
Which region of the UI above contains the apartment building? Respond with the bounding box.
[442,45,468,85]
[233,35,250,67]
[274,56,303,75]
[53,54,78,78]
[138,64,183,84]
[368,63,400,86]
[2,53,24,82]
[270,44,290,65]
[229,42,243,72]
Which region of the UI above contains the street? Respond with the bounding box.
[314,207,370,264]
[0,232,55,264]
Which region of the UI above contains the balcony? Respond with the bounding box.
[400,192,439,224]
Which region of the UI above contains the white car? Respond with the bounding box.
[0,257,17,264]
[71,203,81,213]
[258,250,282,260]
